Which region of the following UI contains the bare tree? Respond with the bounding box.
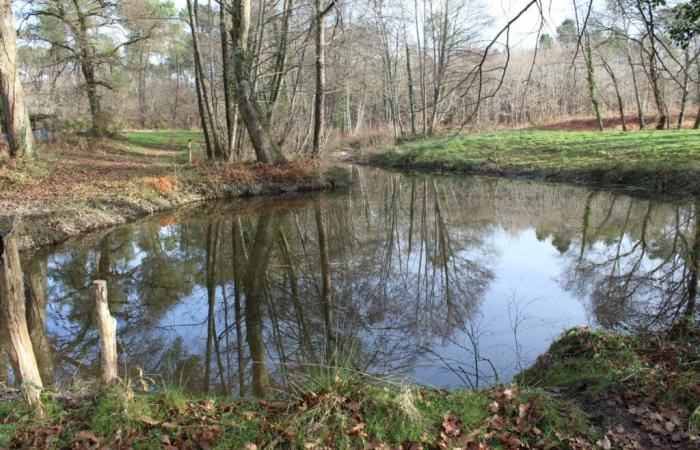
[230,0,281,165]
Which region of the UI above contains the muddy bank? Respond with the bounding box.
[1,170,347,252]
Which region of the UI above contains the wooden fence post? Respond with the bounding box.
[0,234,43,411]
[92,280,119,386]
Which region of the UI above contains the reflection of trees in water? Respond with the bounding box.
[10,169,696,393]
[564,194,700,331]
[2,170,494,395]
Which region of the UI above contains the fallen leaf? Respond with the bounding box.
[486,415,504,430]
[74,431,99,443]
[139,416,160,426]
[595,435,611,450]
[442,412,461,438]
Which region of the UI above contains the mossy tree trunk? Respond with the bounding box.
[585,38,604,132]
[0,0,33,158]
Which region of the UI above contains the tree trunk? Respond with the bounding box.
[637,0,668,130]
[230,0,280,165]
[678,49,690,129]
[415,0,427,135]
[0,235,43,411]
[220,4,235,159]
[428,0,450,136]
[267,0,293,123]
[172,53,180,125]
[601,58,626,131]
[92,280,118,386]
[0,0,33,157]
[626,42,645,129]
[405,38,417,136]
[312,0,330,157]
[186,0,223,159]
[137,44,149,129]
[71,0,106,136]
[695,61,700,129]
[585,38,604,131]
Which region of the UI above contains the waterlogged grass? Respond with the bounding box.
[370,130,700,195]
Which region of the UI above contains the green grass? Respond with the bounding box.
[118,131,206,164]
[7,323,697,448]
[370,130,700,195]
[119,131,204,150]
[0,371,596,449]
[517,326,700,412]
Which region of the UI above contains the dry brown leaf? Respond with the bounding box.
[442,412,461,438]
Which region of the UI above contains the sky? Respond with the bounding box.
[486,0,575,47]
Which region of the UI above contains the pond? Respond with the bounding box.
[6,166,699,395]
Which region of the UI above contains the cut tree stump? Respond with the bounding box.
[0,234,43,411]
[92,280,119,386]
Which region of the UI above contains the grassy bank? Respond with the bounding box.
[0,131,345,251]
[369,130,700,196]
[2,326,697,449]
[0,374,595,449]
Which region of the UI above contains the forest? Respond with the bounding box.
[0,0,699,449]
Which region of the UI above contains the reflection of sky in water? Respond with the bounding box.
[411,228,589,388]
[29,168,698,392]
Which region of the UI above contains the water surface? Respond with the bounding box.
[8,166,699,394]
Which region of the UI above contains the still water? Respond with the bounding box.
[9,166,700,395]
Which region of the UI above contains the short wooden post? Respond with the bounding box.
[92,280,119,386]
[0,234,44,412]
[188,140,193,164]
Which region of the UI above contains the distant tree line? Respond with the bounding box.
[0,0,698,162]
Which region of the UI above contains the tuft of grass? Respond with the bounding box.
[370,129,700,195]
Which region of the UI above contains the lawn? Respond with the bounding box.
[120,130,204,149]
[370,130,700,195]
